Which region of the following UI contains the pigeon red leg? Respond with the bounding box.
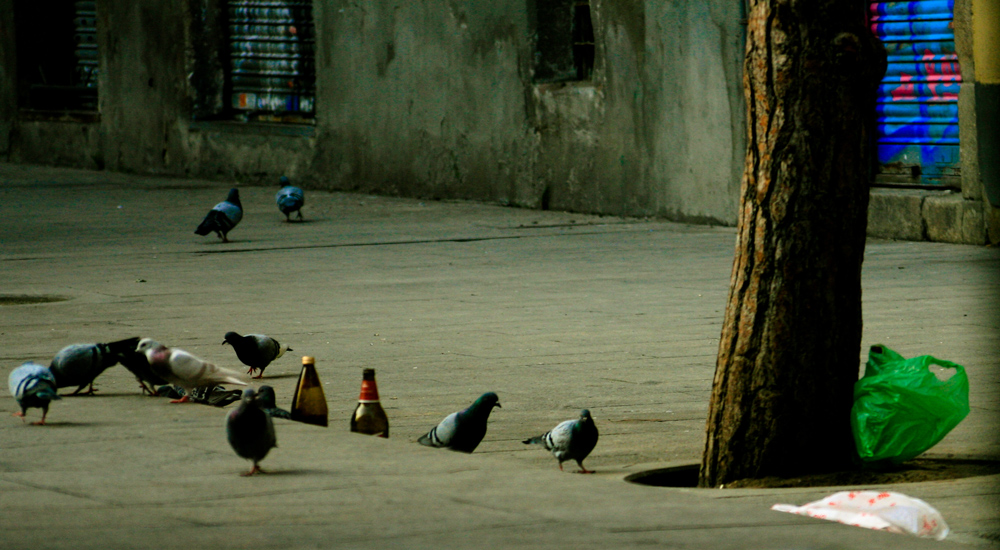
[170,395,191,404]
[241,464,267,477]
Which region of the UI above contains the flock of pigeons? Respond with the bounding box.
[7,178,600,476]
[195,176,305,243]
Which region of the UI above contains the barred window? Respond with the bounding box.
[226,0,315,123]
[14,0,99,111]
[530,0,595,83]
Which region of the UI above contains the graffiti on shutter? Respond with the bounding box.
[870,1,962,187]
[228,0,315,121]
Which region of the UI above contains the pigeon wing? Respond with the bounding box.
[418,411,459,447]
[167,349,247,389]
[50,344,100,389]
[544,419,577,455]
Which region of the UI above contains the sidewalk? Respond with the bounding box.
[1,163,997,549]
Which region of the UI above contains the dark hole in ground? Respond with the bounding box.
[0,295,69,306]
[625,459,1000,489]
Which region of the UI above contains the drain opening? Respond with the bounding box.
[625,464,699,487]
[625,459,1000,489]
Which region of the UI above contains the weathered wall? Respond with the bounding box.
[0,0,745,224]
[312,0,538,204]
[644,1,745,224]
[97,2,189,174]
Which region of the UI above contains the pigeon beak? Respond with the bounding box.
[222,341,229,346]
[495,402,502,409]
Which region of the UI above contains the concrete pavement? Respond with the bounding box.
[1,163,998,549]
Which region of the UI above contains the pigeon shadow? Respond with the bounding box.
[257,373,300,380]
[257,468,329,477]
[21,420,114,428]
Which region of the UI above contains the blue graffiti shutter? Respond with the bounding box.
[228,1,316,121]
[870,1,961,186]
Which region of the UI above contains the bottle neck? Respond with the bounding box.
[358,378,380,402]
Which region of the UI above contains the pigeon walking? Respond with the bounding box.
[523,409,599,473]
[227,388,277,476]
[136,338,247,403]
[418,392,500,453]
[49,337,140,395]
[255,385,292,419]
[222,332,290,379]
[195,188,243,242]
[9,362,61,425]
[117,342,170,395]
[275,176,304,221]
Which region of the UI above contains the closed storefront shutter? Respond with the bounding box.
[870,1,962,187]
[227,0,315,123]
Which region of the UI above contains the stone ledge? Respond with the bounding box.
[867,187,988,245]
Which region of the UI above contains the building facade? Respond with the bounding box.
[0,0,996,243]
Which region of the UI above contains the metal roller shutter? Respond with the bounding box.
[870,1,962,187]
[228,0,315,122]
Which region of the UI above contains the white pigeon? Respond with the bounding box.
[136,338,247,403]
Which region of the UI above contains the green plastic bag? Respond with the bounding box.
[851,345,970,465]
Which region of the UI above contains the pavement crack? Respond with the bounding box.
[190,229,645,255]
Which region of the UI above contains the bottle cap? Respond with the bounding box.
[302,356,315,365]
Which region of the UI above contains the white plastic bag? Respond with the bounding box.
[772,491,949,540]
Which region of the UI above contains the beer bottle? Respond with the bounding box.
[350,368,389,437]
[290,356,328,427]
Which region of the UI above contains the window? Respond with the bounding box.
[226,0,316,123]
[14,0,99,111]
[572,2,595,81]
[530,0,595,83]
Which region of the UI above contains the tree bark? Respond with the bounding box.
[699,0,886,488]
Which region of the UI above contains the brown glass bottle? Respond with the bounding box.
[290,356,328,427]
[350,368,389,437]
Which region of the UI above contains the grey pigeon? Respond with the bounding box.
[222,332,290,379]
[195,188,242,242]
[49,337,140,395]
[417,392,501,453]
[8,362,61,425]
[275,176,304,221]
[136,338,247,403]
[117,342,170,395]
[523,409,599,473]
[226,387,277,476]
[255,385,292,419]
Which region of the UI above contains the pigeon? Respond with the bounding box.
[117,343,170,395]
[226,387,277,476]
[417,392,501,453]
[195,188,243,242]
[523,409,599,473]
[136,338,247,403]
[255,385,292,419]
[222,332,290,379]
[275,176,304,221]
[49,337,141,395]
[8,362,61,425]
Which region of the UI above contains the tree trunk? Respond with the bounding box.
[699,0,886,488]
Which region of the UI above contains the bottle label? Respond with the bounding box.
[358,379,380,401]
